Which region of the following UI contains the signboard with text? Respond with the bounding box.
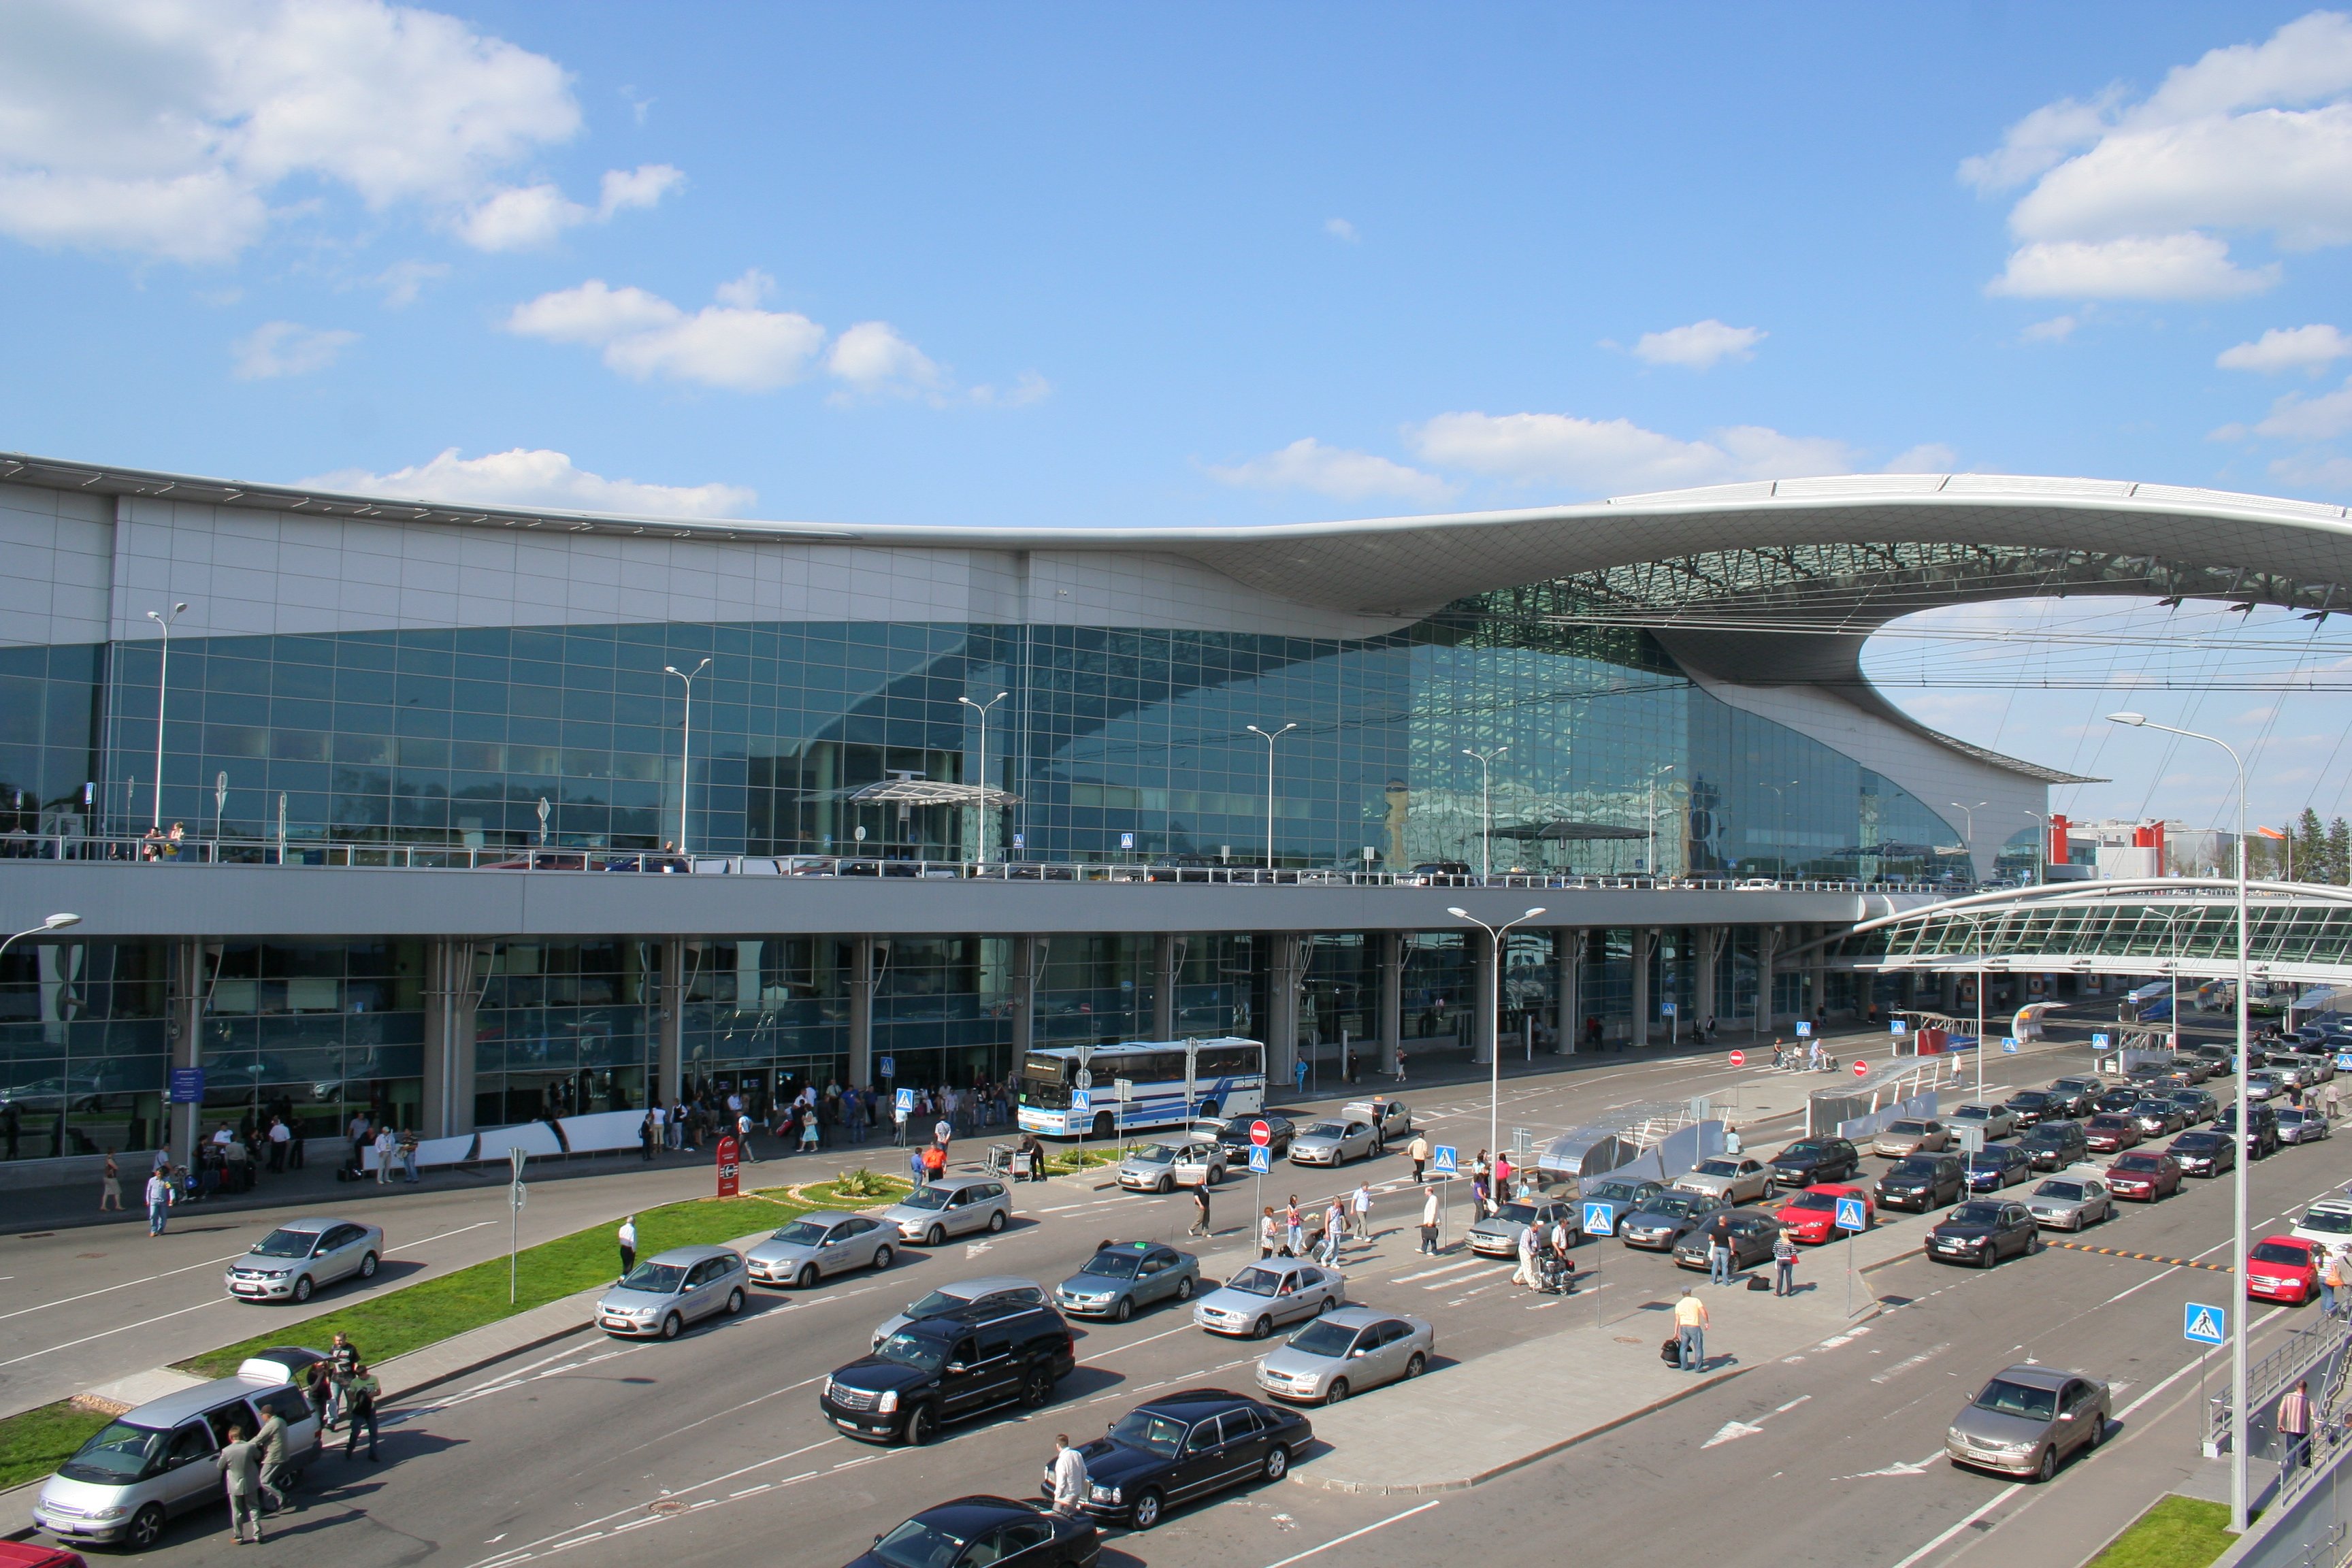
[716,1134,740,1198]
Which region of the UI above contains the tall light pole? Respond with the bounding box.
[663,657,711,854]
[2023,808,2046,885]
[1646,764,1676,877]
[959,690,1009,863]
[1949,801,1987,884]
[144,604,189,832]
[1448,905,1546,1171]
[1462,746,1507,881]
[2111,710,2250,1533]
[1246,723,1295,870]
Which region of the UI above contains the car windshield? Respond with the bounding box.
[1588,1181,1656,1204]
[1130,1145,1179,1164]
[771,1221,835,1246]
[250,1228,321,1258]
[619,1262,687,1294]
[896,1188,952,1210]
[1224,1267,1286,1296]
[1288,1320,1362,1357]
[1081,1252,1145,1279]
[1644,1194,1709,1220]
[870,1518,969,1568]
[2034,1181,2087,1200]
[1493,1202,1541,1225]
[1784,1190,1836,1211]
[1109,1410,1190,1458]
[1950,1203,2006,1226]
[2175,1134,2222,1150]
[1884,1122,1929,1136]
[1966,1152,2012,1171]
[59,1420,169,1482]
[2024,1125,2075,1143]
[1975,1379,2059,1421]
[2253,1241,2311,1266]
[2281,1110,2310,1124]
[873,1330,948,1372]
[2130,1102,2173,1115]
[1953,1107,1991,1122]
[2009,1094,2051,1107]
[1888,1158,1944,1179]
[1691,1159,1742,1176]
[2303,1209,2352,1234]
[2113,1155,2163,1171]
[2088,1117,2129,1130]
[1304,1123,1348,1139]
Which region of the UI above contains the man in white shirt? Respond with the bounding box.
[1049,1433,1089,1518]
[372,1126,395,1185]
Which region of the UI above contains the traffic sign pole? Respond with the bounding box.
[508,1148,526,1305]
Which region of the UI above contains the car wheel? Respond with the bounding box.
[292,1274,313,1303]
[906,1403,938,1447]
[1113,1297,1134,1323]
[796,1263,819,1290]
[1979,1246,1996,1270]
[1316,1294,1336,1316]
[1324,1377,1350,1405]
[358,1251,378,1280]
[1175,1275,1195,1301]
[1252,1316,1274,1339]
[1022,1367,1054,1408]
[2085,1414,2106,1450]
[926,1225,946,1247]
[871,1244,893,1272]
[1130,1488,1164,1531]
[1157,1174,1174,1194]
[2034,1445,2057,1484]
[987,1209,1007,1233]
[725,1288,745,1316]
[128,1503,165,1551]
[1264,1444,1290,1481]
[1405,1351,1426,1378]
[1372,1137,1385,1158]
[661,1312,683,1340]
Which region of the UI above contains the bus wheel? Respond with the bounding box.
[1093,1113,1115,1141]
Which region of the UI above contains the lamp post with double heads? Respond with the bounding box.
[1246,723,1296,871]
[663,657,712,855]
[1447,905,1546,1178]
[958,691,1009,864]
[1462,746,1507,881]
[1949,801,1987,885]
[144,604,189,832]
[2110,710,2251,1532]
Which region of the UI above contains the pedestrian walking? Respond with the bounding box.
[800,1106,821,1155]
[268,1115,291,1173]
[303,1362,331,1432]
[1549,1211,1577,1290]
[216,1422,265,1544]
[399,1127,419,1183]
[934,1116,953,1158]
[1285,1196,1303,1258]
[1707,1213,1735,1286]
[640,1109,657,1161]
[1189,1183,1211,1239]
[1319,1198,1345,1264]
[343,1363,380,1460]
[1674,1289,1710,1372]
[372,1124,395,1185]
[922,1142,947,1186]
[2280,1378,2315,1480]
[1351,1180,1372,1241]
[100,1152,120,1211]
[327,1333,359,1428]
[1420,1186,1441,1254]
[1260,1205,1279,1258]
[1392,1046,1407,1083]
[144,1166,174,1236]
[618,1214,638,1277]
[1514,1219,1542,1288]
[1773,1228,1799,1296]
[1049,1433,1089,1518]
[2323,1249,2346,1318]
[1407,1132,1430,1183]
[2329,1081,2342,1121]
[737,1111,762,1162]
[254,1405,291,1514]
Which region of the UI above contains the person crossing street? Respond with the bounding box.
[1188,1183,1211,1239]
[1049,1434,1089,1518]
[1407,1132,1431,1183]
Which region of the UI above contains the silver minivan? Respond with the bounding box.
[594,1245,750,1339]
[879,1176,1013,1245]
[35,1373,321,1550]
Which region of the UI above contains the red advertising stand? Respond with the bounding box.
[716,1134,740,1198]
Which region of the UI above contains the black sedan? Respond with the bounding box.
[1875,1154,1966,1212]
[1209,1114,1295,1161]
[1044,1389,1311,1531]
[1964,1144,2034,1192]
[848,1496,1098,1568]
[2019,1121,2089,1172]
[2168,1130,2236,1177]
[1768,1137,1861,1188]
[1927,1200,2039,1268]
[2001,1090,2061,1128]
[2091,1089,2142,1115]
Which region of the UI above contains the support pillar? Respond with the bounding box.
[1752,926,1783,1036]
[1152,932,1177,1040]
[1471,930,1497,1065]
[421,938,481,1138]
[1807,926,1827,1026]
[169,937,202,1166]
[657,937,685,1106]
[1553,928,1580,1054]
[1939,968,1958,1015]
[1011,935,1039,1062]
[1631,927,1655,1047]
[1267,934,1305,1091]
[1377,932,1403,1059]
[849,936,875,1088]
[1695,927,1725,1036]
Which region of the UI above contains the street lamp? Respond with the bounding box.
[1948,801,1987,884]
[1246,723,1296,870]
[959,691,1009,863]
[2110,709,2252,1533]
[1447,905,1546,1179]
[1462,746,1507,881]
[144,604,189,832]
[2023,808,2046,885]
[663,657,712,855]
[0,913,81,966]
[1646,764,1675,877]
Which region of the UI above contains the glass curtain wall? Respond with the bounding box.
[472,941,653,1128]
[203,940,425,1142]
[678,936,849,1116]
[0,937,167,1161]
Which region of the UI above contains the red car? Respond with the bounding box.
[2083,1115,2143,1155]
[0,1544,89,1568]
[1774,1183,1875,1243]
[2248,1237,2321,1305]
[2105,1151,2182,1201]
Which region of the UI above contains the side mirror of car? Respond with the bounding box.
[2057,1411,2076,1421]
[946,1362,967,1375]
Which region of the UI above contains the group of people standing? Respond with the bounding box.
[1258,1187,1375,1264]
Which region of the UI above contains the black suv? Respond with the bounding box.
[1927,1199,2038,1268]
[2213,1102,2281,1159]
[822,1301,1077,1446]
[1210,1114,1294,1161]
[1769,1137,1861,1188]
[1874,1153,1965,1212]
[2019,1120,2089,1172]
[2044,1077,2104,1117]
[2001,1090,2061,1128]
[1041,1389,1313,1532]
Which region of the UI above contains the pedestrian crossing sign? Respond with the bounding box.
[2001,1038,2021,1054]
[2092,1032,2111,1050]
[894,1087,915,1115]
[1795,1021,1813,1037]
[1834,1195,1868,1232]
[1070,1088,1091,1115]
[1431,1145,1459,1175]
[2184,1303,2227,1346]
[1582,1201,1615,1237]
[1248,1145,1271,1174]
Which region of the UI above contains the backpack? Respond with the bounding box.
[1661,1336,1681,1364]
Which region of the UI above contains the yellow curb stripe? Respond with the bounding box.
[2046,1239,2234,1273]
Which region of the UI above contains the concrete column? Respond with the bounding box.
[849,936,875,1087]
[1696,927,1726,1035]
[1553,928,1580,1054]
[169,937,202,1166]
[1752,926,1782,1036]
[421,938,467,1138]
[1939,969,1957,1015]
[657,936,685,1104]
[1152,932,1177,1039]
[1267,934,1304,1089]
[1377,932,1403,1056]
[1630,927,1654,1047]
[1471,930,1497,1065]
[1807,926,1827,1024]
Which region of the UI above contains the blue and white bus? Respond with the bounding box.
[1016,1038,1267,1139]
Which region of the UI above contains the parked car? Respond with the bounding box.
[2024,1176,2112,1230]
[34,1371,322,1550]
[1776,1183,1876,1241]
[1671,1209,1784,1271]
[1948,1104,2018,1141]
[1874,1154,1966,1213]
[1945,1364,2109,1482]
[1053,1242,1200,1322]
[596,1246,749,1339]
[1341,1100,1414,1142]
[1209,1114,1294,1161]
[1964,1145,2034,1192]
[1870,1119,1950,1158]
[2247,1237,2321,1307]
[2001,1091,2062,1130]
[2019,1121,2089,1173]
[2091,1088,2142,1115]
[1041,1390,1311,1531]
[2166,1054,2216,1083]
[1768,1137,1862,1188]
[1927,1200,2039,1268]
[2284,1051,2336,1083]
[2125,1100,2187,1139]
[2292,1199,2352,1251]
[1256,1308,1433,1405]
[1468,1198,1577,1258]
[2166,1088,2219,1125]
[2215,1102,2282,1158]
[1574,1177,1666,1236]
[2081,1115,2142,1155]
[2277,1107,2334,1146]
[221,1217,384,1305]
[2270,1060,2314,1092]
[847,1497,1097,1568]
[881,1176,1015,1245]
[2166,1130,2236,1178]
[821,1301,1076,1446]
[1672,1156,1774,1205]
[1118,1139,1227,1193]
[2045,1077,2105,1116]
[871,1278,1049,1350]
[745,1212,896,1289]
[2243,1071,2285,1102]
[1286,1118,1382,1166]
[1192,1260,1346,1339]
[2104,1152,2182,1203]
[1618,1191,1728,1250]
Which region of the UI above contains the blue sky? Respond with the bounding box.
[6,2,2352,833]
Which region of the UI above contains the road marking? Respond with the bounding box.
[1843,1449,1945,1480]
[1885,1483,2024,1567]
[1090,1322,1198,1358]
[1258,1499,1442,1568]
[1872,1345,1950,1385]
[461,1436,845,1568]
[0,1295,227,1369]
[1424,1264,1512,1290]
[2045,1241,2233,1271]
[1391,1259,1485,1283]
[0,1249,252,1322]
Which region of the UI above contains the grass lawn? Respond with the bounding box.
[0,1401,114,1492]
[2085,1496,2237,1568]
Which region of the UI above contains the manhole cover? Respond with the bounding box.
[649,1499,687,1517]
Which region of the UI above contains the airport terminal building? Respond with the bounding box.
[3,452,2348,1167]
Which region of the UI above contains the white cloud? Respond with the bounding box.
[1966,12,2352,299]
[2021,313,2078,342]
[456,162,684,250]
[1882,443,1959,473]
[0,0,585,262]
[2268,451,2352,489]
[2218,323,2352,372]
[1629,319,1765,370]
[367,259,448,308]
[301,447,754,517]
[506,272,826,392]
[1986,233,2276,299]
[1207,438,1454,504]
[969,371,1051,408]
[598,163,683,218]
[2248,378,2352,441]
[1408,412,1853,495]
[231,320,357,379]
[1324,217,1359,243]
[828,321,945,400]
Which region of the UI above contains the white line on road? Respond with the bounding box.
[0,1250,250,1322]
[1258,1499,1443,1568]
[1424,1264,1512,1290]
[0,1295,227,1369]
[1087,1321,1198,1358]
[1391,1259,1485,1283]
[1884,1484,2024,1568]
[463,1436,845,1568]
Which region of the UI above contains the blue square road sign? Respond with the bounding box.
[1430,1145,1459,1175]
[1247,1145,1271,1174]
[1835,1195,1868,1232]
[1582,1201,1616,1237]
[894,1087,915,1115]
[2001,1038,2021,1054]
[1069,1088,1091,1115]
[2184,1302,2227,1346]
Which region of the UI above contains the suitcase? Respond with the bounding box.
[1661,1336,1680,1364]
[1747,1275,1773,1291]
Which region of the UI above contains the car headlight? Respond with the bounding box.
[1092,1484,1122,1502]
[821,1375,835,1399]
[876,1390,900,1413]
[88,1505,129,1521]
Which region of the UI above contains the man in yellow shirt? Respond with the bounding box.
[1674,1289,1709,1372]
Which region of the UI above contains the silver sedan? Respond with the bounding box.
[1192,1260,1347,1338]
[1288,1118,1382,1166]
[2023,1176,2112,1230]
[1672,1156,1773,1205]
[743,1211,896,1288]
[223,1217,385,1304]
[1256,1307,1433,1405]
